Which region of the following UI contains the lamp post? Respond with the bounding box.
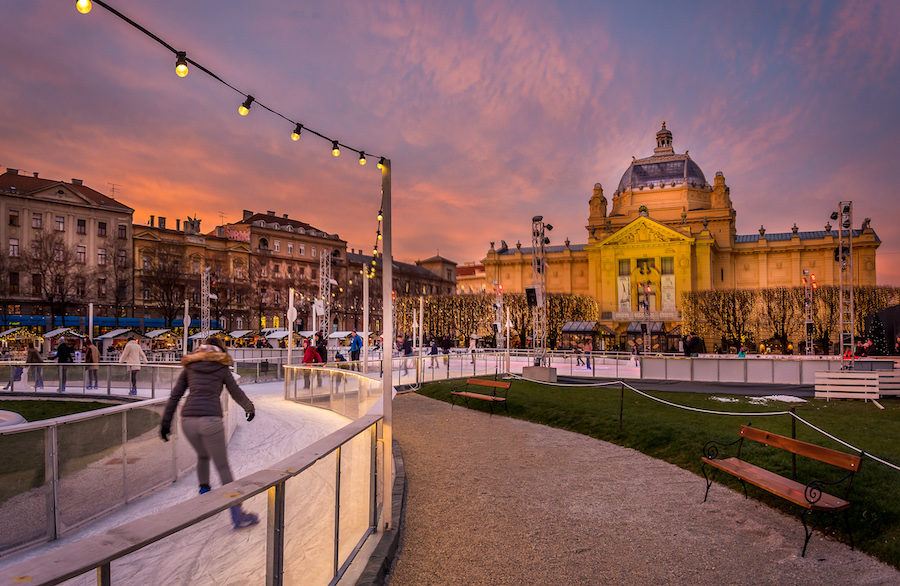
[362,269,369,373]
[830,201,855,368]
[380,160,394,530]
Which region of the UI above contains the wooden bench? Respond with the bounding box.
[450,378,511,415]
[701,425,862,557]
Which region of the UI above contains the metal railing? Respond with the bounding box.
[0,364,241,558]
[0,365,385,586]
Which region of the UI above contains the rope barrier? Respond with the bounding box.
[509,374,900,472]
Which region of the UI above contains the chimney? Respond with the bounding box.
[158,217,166,230]
[282,213,289,219]
[71,178,83,186]
[267,210,276,216]
[149,215,155,227]
[176,218,181,232]
[6,168,18,175]
[32,172,39,178]
[242,210,253,221]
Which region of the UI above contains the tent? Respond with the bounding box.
[265,330,290,340]
[297,330,316,338]
[96,328,143,341]
[228,330,255,339]
[328,331,354,339]
[188,330,222,340]
[43,327,85,339]
[145,329,174,339]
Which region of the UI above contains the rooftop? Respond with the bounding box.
[0,168,133,213]
[237,211,342,241]
[734,229,878,243]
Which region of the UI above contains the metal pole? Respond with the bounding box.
[266,482,286,586]
[182,300,189,357]
[619,382,625,431]
[505,306,511,374]
[380,160,394,530]
[88,302,94,340]
[287,288,296,368]
[418,295,424,382]
[363,270,369,374]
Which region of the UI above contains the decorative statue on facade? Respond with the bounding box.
[589,183,607,219]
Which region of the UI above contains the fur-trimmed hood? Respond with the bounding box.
[181,346,234,367]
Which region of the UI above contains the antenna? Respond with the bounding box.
[107,182,122,197]
[218,211,226,225]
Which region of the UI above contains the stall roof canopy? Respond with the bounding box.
[297,330,316,338]
[97,328,142,340]
[188,330,222,340]
[228,330,255,339]
[266,330,290,340]
[145,329,173,339]
[43,327,85,339]
[328,331,354,339]
[626,321,664,334]
[561,321,615,336]
[0,327,40,339]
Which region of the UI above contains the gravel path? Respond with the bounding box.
[389,393,899,585]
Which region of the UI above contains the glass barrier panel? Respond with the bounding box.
[283,452,337,585]
[0,428,51,554]
[338,426,374,564]
[57,412,125,532]
[175,410,197,477]
[125,403,172,501]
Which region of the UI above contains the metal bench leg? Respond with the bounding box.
[739,479,748,499]
[701,464,715,503]
[800,509,813,557]
[842,510,855,550]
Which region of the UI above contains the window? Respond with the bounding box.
[143,288,151,301]
[76,245,86,264]
[8,238,19,257]
[75,278,86,297]
[8,210,19,227]
[31,274,42,296]
[32,214,42,229]
[55,215,65,231]
[661,257,674,275]
[142,256,151,270]
[117,224,127,239]
[274,291,281,304]
[97,248,107,265]
[259,237,269,251]
[117,249,126,267]
[192,258,201,273]
[97,221,107,237]
[98,278,107,296]
[618,259,630,276]
[636,258,655,273]
[76,218,86,235]
[311,247,317,258]
[53,246,63,262]
[116,280,127,297]
[298,244,305,256]
[191,290,200,304]
[721,268,725,282]
[274,240,281,252]
[273,264,280,274]
[9,272,19,295]
[288,243,294,255]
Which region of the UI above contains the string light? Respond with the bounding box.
[377,210,383,222]
[377,231,383,241]
[290,123,303,142]
[78,1,387,166]
[174,51,189,77]
[359,151,367,166]
[238,95,254,117]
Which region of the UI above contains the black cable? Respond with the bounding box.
[90,0,386,160]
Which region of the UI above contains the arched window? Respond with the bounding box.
[259,237,269,250]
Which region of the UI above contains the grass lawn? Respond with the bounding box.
[417,378,900,569]
[0,399,111,422]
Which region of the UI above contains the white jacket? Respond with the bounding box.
[119,341,148,371]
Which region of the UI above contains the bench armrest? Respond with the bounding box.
[702,437,743,460]
[804,472,855,505]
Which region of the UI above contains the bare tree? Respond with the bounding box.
[144,243,186,327]
[24,231,86,324]
[98,242,132,326]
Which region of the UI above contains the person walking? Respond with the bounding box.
[315,331,328,364]
[584,339,593,370]
[159,337,258,529]
[469,335,477,365]
[349,330,363,370]
[428,339,439,369]
[27,343,43,390]
[119,338,148,395]
[302,337,322,389]
[55,338,74,393]
[402,335,414,376]
[85,339,101,390]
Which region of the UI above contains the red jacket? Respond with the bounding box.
[303,346,322,364]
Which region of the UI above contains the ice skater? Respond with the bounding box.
[159,337,259,529]
[119,338,147,395]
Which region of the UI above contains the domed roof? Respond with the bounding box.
[616,123,707,193]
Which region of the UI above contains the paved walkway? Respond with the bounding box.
[390,393,899,585]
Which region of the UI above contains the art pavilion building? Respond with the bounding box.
[460,123,880,347]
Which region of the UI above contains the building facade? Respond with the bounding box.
[1,168,134,326]
[465,124,880,341]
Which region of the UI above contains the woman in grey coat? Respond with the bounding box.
[160,337,258,529]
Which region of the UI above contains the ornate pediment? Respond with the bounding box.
[29,184,96,207]
[598,216,694,247]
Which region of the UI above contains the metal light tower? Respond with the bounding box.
[318,250,332,336]
[802,269,816,355]
[530,216,552,366]
[831,202,855,368]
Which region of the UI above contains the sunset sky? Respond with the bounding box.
[3,1,900,282]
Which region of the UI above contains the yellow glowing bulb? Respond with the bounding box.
[332,141,340,157]
[373,248,378,255]
[359,152,367,166]
[371,260,377,266]
[238,105,250,116]
[377,233,383,240]
[175,52,189,78]
[76,0,92,14]
[377,157,386,170]
[291,123,302,142]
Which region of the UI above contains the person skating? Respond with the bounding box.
[302,338,322,389]
[428,339,439,369]
[55,338,74,393]
[159,337,258,529]
[349,330,363,371]
[85,340,100,390]
[119,338,148,395]
[26,343,43,390]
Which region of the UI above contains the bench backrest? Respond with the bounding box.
[466,378,512,390]
[740,426,861,472]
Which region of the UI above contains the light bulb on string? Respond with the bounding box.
[75,0,92,14]
[358,151,367,166]
[377,157,386,170]
[377,210,383,222]
[175,52,189,78]
[332,141,340,157]
[238,95,254,116]
[377,231,383,241]
[290,123,303,142]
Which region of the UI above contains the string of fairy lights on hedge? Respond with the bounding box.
[73,0,387,168]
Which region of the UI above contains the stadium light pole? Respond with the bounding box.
[380,160,394,530]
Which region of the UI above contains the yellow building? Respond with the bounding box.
[462,123,880,343]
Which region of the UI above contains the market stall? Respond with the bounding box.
[0,327,43,357]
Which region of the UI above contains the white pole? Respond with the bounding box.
[412,308,418,384]
[362,269,369,373]
[88,302,94,340]
[418,295,424,380]
[505,306,511,373]
[381,160,394,530]
[287,288,296,368]
[182,300,190,357]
